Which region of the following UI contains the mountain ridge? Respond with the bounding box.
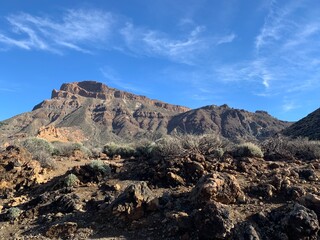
[0,80,291,145]
[283,107,320,140]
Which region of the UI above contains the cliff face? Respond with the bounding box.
[49,81,189,113]
[0,81,290,145]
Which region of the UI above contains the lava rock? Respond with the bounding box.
[190,173,245,205]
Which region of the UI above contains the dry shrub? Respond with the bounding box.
[21,138,56,169]
[262,136,320,161]
[52,142,92,157]
[22,137,54,154]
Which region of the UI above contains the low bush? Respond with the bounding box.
[134,141,157,157]
[64,173,79,187]
[262,136,320,161]
[212,148,225,159]
[232,142,264,158]
[22,137,54,154]
[52,142,92,157]
[103,143,135,158]
[6,207,22,221]
[89,160,111,175]
[21,138,56,169]
[35,150,56,169]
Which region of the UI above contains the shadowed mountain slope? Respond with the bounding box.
[283,108,320,140]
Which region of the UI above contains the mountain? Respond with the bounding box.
[0,81,189,145]
[283,108,320,140]
[168,105,290,141]
[0,81,290,145]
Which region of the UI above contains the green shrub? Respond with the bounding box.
[135,141,157,157]
[103,143,135,158]
[52,142,92,157]
[89,160,111,175]
[64,173,79,187]
[21,138,56,168]
[22,137,54,154]
[233,142,264,158]
[6,207,22,221]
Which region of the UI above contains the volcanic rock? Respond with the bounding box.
[190,173,245,205]
[109,182,158,221]
[193,202,235,239]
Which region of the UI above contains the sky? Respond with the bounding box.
[0,0,319,121]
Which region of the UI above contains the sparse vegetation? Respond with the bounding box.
[262,136,320,161]
[21,138,56,168]
[52,141,92,157]
[212,147,225,159]
[6,207,22,221]
[134,140,157,157]
[103,142,135,158]
[35,151,56,169]
[22,137,54,154]
[64,173,79,187]
[88,160,111,175]
[232,142,264,158]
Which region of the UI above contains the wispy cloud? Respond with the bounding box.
[0,9,113,54]
[282,99,300,112]
[120,23,235,65]
[215,0,320,105]
[0,8,236,64]
[0,87,16,92]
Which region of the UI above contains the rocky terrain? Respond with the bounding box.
[0,139,320,239]
[1,80,319,239]
[0,81,290,146]
[283,107,320,140]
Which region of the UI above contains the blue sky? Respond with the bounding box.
[0,0,319,121]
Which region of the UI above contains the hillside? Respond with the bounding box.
[168,105,290,142]
[0,81,290,145]
[283,108,320,140]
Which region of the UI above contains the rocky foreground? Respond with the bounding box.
[0,144,320,239]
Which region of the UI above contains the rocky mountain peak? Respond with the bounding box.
[51,81,190,113]
[52,81,111,100]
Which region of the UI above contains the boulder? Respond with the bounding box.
[284,204,319,239]
[190,173,245,205]
[109,182,158,220]
[298,194,320,220]
[193,202,234,239]
[46,222,78,239]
